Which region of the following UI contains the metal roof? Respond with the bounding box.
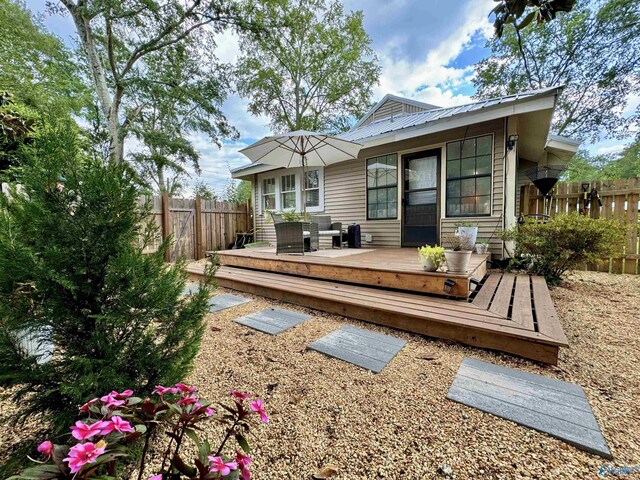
[339,86,562,143]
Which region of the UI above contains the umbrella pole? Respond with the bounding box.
[302,155,307,219]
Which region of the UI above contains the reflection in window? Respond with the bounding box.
[281,174,296,209]
[305,169,320,208]
[446,135,492,216]
[367,155,398,220]
[262,178,275,210]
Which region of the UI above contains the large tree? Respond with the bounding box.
[474,0,640,143]
[53,0,258,164]
[235,0,380,133]
[128,40,238,194]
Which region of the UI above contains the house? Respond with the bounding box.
[231,86,579,257]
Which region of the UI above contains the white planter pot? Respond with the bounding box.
[455,226,478,251]
[419,254,442,272]
[475,243,489,255]
[444,250,472,273]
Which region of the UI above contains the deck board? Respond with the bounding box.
[212,266,567,364]
[209,248,489,298]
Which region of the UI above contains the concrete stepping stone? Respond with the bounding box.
[208,293,251,312]
[234,307,311,335]
[307,325,406,373]
[446,357,611,459]
[182,283,201,296]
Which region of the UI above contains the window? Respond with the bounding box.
[367,154,398,220]
[262,178,275,210]
[280,174,296,209]
[446,135,492,216]
[305,169,320,208]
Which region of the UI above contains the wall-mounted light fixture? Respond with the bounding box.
[506,134,519,151]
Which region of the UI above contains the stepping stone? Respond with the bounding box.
[307,325,406,373]
[208,293,251,312]
[234,307,311,335]
[446,357,611,459]
[182,283,201,296]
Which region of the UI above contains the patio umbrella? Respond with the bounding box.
[239,130,363,216]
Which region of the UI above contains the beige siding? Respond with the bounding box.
[251,118,509,256]
[361,99,428,126]
[516,159,537,215]
[324,159,401,247]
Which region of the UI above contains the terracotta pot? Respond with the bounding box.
[444,250,472,273]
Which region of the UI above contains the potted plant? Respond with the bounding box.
[475,238,489,255]
[418,245,446,272]
[455,220,478,250]
[442,233,473,273]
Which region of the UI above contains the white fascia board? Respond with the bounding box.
[545,138,580,153]
[231,164,281,179]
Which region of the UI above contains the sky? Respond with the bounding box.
[25,0,636,194]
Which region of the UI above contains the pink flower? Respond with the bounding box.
[231,390,250,402]
[177,395,199,407]
[63,441,106,474]
[153,385,178,396]
[250,399,268,423]
[148,475,162,480]
[79,398,98,413]
[100,416,134,435]
[236,451,252,479]
[71,420,105,441]
[175,383,197,393]
[208,456,238,477]
[37,440,54,458]
[205,407,215,416]
[100,393,126,409]
[193,403,215,416]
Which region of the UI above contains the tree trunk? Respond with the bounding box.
[65,4,123,164]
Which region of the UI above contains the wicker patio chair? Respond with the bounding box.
[311,215,343,249]
[274,221,319,254]
[304,221,319,252]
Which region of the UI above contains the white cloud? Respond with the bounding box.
[373,0,494,106]
[595,144,626,156]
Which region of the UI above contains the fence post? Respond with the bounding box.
[161,191,171,262]
[194,194,203,260]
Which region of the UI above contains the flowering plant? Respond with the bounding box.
[11,384,268,480]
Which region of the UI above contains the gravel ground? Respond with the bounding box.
[2,271,639,479]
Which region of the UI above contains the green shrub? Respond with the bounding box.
[502,212,627,285]
[0,117,214,434]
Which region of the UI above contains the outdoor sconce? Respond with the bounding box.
[506,134,519,151]
[443,278,456,294]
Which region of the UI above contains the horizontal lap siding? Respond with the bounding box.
[254,178,276,244]
[325,159,401,247]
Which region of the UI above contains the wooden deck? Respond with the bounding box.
[188,249,568,364]
[211,247,489,299]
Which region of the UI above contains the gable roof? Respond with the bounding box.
[340,86,563,143]
[352,94,441,129]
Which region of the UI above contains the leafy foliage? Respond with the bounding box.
[235,0,380,133]
[55,0,261,163]
[563,139,640,182]
[0,116,214,433]
[222,180,252,204]
[491,0,577,37]
[502,212,627,284]
[10,385,266,479]
[476,0,640,142]
[0,0,89,115]
[0,93,36,171]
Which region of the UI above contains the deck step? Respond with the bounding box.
[207,266,567,365]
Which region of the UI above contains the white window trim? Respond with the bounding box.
[257,167,324,214]
[261,178,276,211]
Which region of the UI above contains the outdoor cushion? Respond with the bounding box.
[312,215,332,230]
[319,230,341,236]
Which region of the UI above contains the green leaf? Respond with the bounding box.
[185,428,201,447]
[516,11,536,30]
[235,433,251,453]
[171,454,197,477]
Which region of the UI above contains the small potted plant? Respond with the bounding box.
[418,245,446,272]
[442,233,473,273]
[475,238,489,255]
[455,220,478,250]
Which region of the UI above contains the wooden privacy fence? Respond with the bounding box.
[142,193,252,262]
[520,178,640,274]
